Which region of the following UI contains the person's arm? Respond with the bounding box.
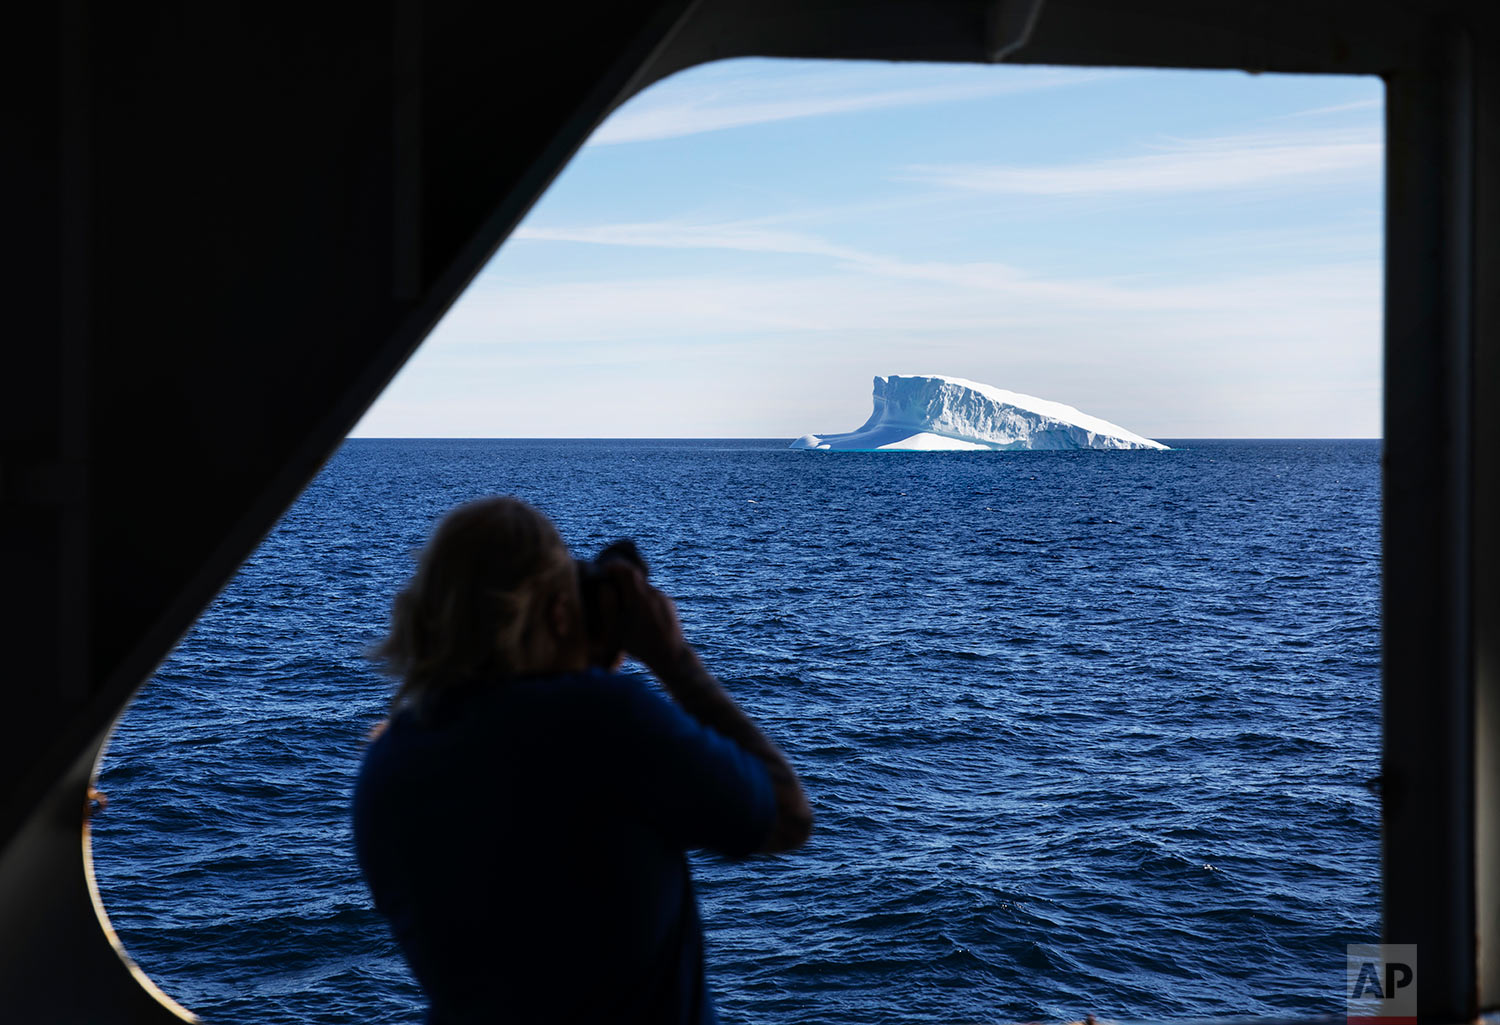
[613,565,812,854]
[652,644,812,853]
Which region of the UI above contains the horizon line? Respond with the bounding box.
[344,435,1384,442]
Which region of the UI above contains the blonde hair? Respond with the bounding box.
[376,497,577,710]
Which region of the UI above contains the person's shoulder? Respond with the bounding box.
[513,668,664,714]
[359,684,497,767]
[356,705,425,777]
[512,670,702,747]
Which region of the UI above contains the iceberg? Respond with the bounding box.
[791,374,1168,451]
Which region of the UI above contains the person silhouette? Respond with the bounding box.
[353,496,812,1024]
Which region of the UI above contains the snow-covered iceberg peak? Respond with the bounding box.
[790,375,1168,451]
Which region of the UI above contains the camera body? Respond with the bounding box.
[576,539,648,668]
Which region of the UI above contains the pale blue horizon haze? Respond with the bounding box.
[351,60,1383,440]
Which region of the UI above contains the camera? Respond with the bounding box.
[577,539,648,667]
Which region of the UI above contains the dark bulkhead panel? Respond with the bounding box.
[1,0,1494,1020]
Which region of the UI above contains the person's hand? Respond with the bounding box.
[603,561,687,677]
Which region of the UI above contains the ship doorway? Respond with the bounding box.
[88,58,1384,1024]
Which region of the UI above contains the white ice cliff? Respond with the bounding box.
[790,375,1168,451]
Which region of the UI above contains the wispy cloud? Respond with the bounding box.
[515,222,863,261]
[514,219,1059,293]
[905,127,1380,196]
[1278,98,1383,119]
[467,220,1379,342]
[590,62,1106,145]
[513,216,1377,303]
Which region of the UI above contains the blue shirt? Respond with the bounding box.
[353,669,777,1024]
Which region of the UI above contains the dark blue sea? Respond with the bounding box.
[91,438,1382,1024]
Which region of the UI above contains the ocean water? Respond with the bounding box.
[91,438,1382,1024]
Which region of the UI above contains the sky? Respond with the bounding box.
[351,60,1384,439]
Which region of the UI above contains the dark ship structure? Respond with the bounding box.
[3,1,1496,1020]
